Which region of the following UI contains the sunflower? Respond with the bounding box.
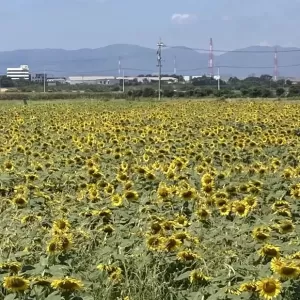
[0,262,22,274]
[3,276,30,292]
[215,198,229,208]
[256,278,281,300]
[175,215,189,227]
[179,187,197,200]
[32,277,52,287]
[109,269,123,283]
[124,190,139,201]
[196,206,211,220]
[244,196,258,209]
[111,194,123,207]
[12,194,28,208]
[146,235,164,251]
[150,222,163,234]
[123,181,133,191]
[53,219,71,232]
[288,251,300,260]
[271,257,300,280]
[271,200,290,211]
[21,214,41,224]
[258,244,280,258]
[177,250,200,262]
[252,226,271,242]
[104,184,114,195]
[116,172,129,182]
[162,237,182,252]
[290,183,300,199]
[189,269,211,284]
[219,205,231,216]
[239,281,257,293]
[157,183,172,200]
[201,183,214,195]
[51,277,84,292]
[201,173,214,186]
[274,220,295,234]
[232,200,250,217]
[161,220,176,231]
[4,161,14,171]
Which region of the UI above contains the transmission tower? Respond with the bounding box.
[274,47,278,81]
[209,38,214,77]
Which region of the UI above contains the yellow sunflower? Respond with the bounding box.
[111,194,123,207]
[252,226,271,242]
[271,257,300,280]
[258,244,280,258]
[177,250,200,262]
[3,276,30,292]
[189,269,211,284]
[256,278,281,300]
[0,262,22,274]
[51,277,84,292]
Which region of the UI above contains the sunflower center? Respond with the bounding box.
[281,266,297,275]
[182,190,193,198]
[264,248,278,257]
[236,205,246,213]
[263,282,276,293]
[256,232,268,240]
[10,278,27,288]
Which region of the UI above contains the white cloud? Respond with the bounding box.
[171,13,197,24]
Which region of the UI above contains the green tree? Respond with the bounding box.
[0,76,14,88]
[276,87,285,97]
[142,87,155,97]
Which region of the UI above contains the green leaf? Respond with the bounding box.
[174,271,190,281]
[45,291,62,300]
[4,294,16,300]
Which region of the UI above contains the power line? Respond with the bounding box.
[177,63,300,72]
[165,45,300,53]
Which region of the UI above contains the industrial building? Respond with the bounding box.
[67,75,178,85]
[67,76,119,85]
[7,65,30,80]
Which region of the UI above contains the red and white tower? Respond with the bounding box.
[209,38,214,77]
[274,47,278,81]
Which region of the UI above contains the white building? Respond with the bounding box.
[67,76,119,85]
[7,65,30,80]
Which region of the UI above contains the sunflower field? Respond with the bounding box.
[0,100,300,300]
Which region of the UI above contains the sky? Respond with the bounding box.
[1,0,300,51]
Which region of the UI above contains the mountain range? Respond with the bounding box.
[1,44,300,78]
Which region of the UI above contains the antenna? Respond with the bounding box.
[274,47,278,81]
[157,38,165,101]
[174,56,177,75]
[209,38,214,77]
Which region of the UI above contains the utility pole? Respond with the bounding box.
[157,38,165,101]
[174,56,177,75]
[274,47,278,81]
[122,70,125,93]
[217,67,220,91]
[118,56,122,77]
[43,69,46,93]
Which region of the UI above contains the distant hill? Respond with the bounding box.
[1,44,300,78]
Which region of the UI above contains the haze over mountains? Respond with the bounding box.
[0,44,300,78]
